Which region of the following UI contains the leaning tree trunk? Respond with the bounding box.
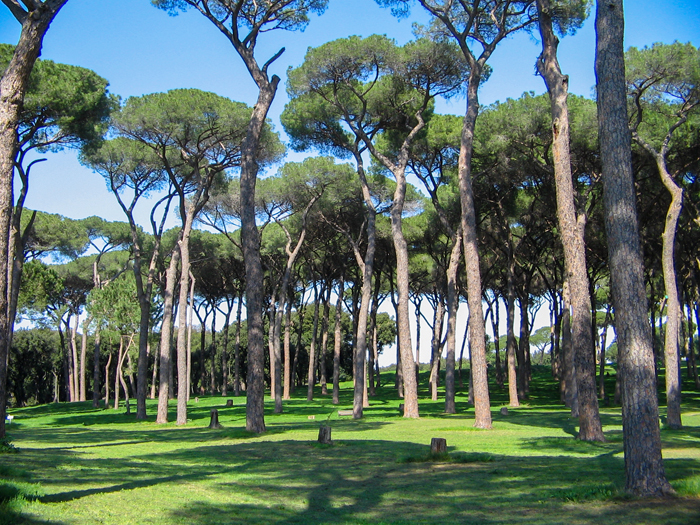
[0,0,68,438]
[537,0,604,441]
[595,0,672,496]
[352,159,378,419]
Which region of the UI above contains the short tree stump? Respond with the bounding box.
[318,425,332,444]
[431,437,447,454]
[208,409,223,429]
[225,399,233,407]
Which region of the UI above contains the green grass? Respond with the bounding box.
[1,368,699,524]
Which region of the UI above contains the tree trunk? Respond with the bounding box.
[80,317,89,402]
[221,303,231,397]
[429,297,445,402]
[561,281,579,416]
[176,211,196,425]
[104,349,112,408]
[333,273,344,405]
[595,0,672,495]
[457,68,492,429]
[187,272,195,401]
[537,0,604,440]
[0,0,68,437]
[307,282,321,401]
[282,297,292,400]
[352,159,377,419]
[652,156,683,428]
[234,289,243,396]
[241,82,279,434]
[157,246,181,423]
[390,166,419,418]
[506,258,519,407]
[210,308,217,395]
[92,329,101,408]
[517,296,529,399]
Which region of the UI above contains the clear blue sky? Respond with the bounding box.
[1,0,697,363]
[1,0,697,226]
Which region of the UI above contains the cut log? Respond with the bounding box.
[318,425,332,444]
[500,407,508,416]
[208,409,223,429]
[337,410,353,416]
[431,437,447,454]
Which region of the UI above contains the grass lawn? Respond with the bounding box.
[1,368,699,524]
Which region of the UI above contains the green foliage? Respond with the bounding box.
[9,329,60,407]
[0,43,116,154]
[152,0,328,34]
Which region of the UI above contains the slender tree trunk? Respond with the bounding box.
[517,296,529,399]
[70,314,79,402]
[210,308,217,395]
[352,161,377,419]
[104,349,112,408]
[391,168,420,418]
[457,69,492,429]
[595,0,672,495]
[150,343,157,399]
[537,0,604,440]
[599,305,612,399]
[429,298,445,402]
[157,246,180,423]
[333,274,344,405]
[0,0,68,437]
[234,289,243,396]
[490,295,504,388]
[221,304,231,397]
[187,272,195,401]
[80,317,89,402]
[92,329,101,408]
[114,336,124,410]
[320,282,331,396]
[506,258,519,407]
[307,282,321,401]
[175,212,196,425]
[283,297,292,400]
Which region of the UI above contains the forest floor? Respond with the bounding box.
[1,367,699,524]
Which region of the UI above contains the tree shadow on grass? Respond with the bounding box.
[154,440,700,525]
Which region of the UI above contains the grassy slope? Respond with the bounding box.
[1,368,699,525]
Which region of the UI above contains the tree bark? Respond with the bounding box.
[92,329,101,407]
[332,273,344,405]
[595,0,672,495]
[0,0,68,437]
[157,246,180,423]
[307,281,321,401]
[537,0,603,440]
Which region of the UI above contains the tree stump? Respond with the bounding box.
[125,399,131,415]
[500,407,508,416]
[208,409,223,429]
[431,437,447,454]
[225,399,233,407]
[318,425,332,444]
